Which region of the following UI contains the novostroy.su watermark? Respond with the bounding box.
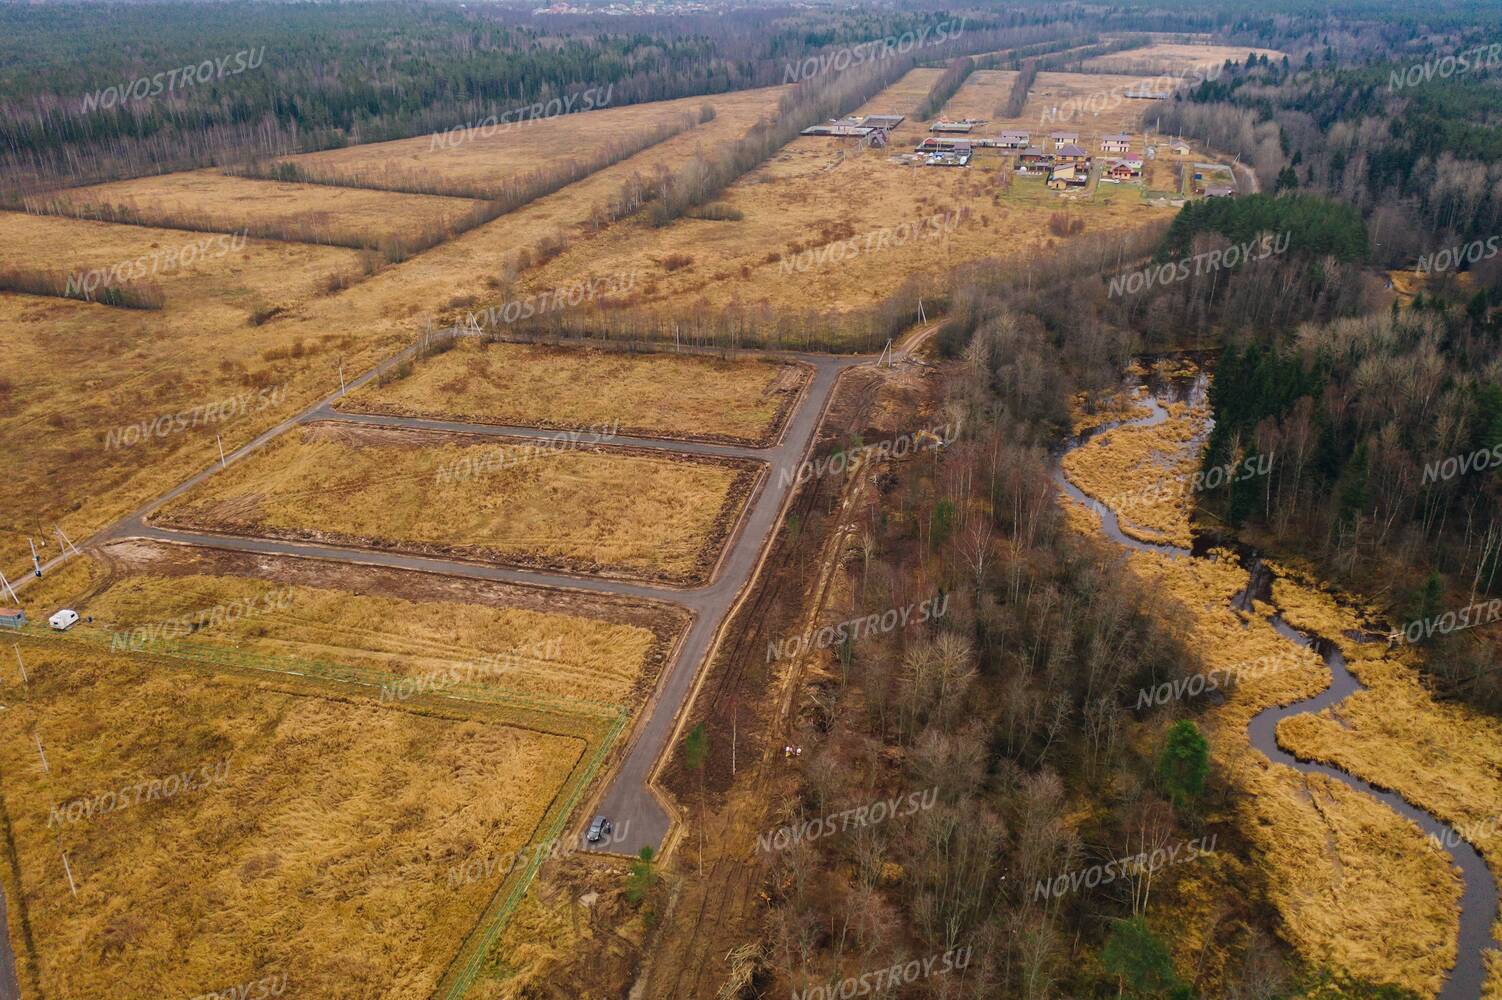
[81,46,266,112]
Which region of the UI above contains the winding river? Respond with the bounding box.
[1056,372,1499,999]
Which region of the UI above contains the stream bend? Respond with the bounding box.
[1056,382,1499,999]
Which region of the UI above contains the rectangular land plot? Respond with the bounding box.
[0,211,376,573]
[37,168,489,250]
[153,422,760,585]
[0,638,585,1000]
[1013,71,1157,145]
[0,88,790,580]
[498,68,1177,337]
[937,69,1019,122]
[1082,42,1284,75]
[21,539,686,709]
[275,90,748,196]
[338,340,809,446]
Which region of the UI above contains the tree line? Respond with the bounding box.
[0,2,1037,200]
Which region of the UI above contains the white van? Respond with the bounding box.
[48,609,79,631]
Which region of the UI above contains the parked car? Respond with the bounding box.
[586,815,613,843]
[48,609,79,631]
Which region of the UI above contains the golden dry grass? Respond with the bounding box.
[0,210,370,571]
[0,87,788,576]
[1009,71,1160,146]
[339,340,808,445]
[935,68,1018,122]
[504,69,1176,330]
[1082,43,1285,75]
[1061,396,1207,546]
[1062,375,1468,995]
[154,422,757,585]
[0,638,583,999]
[1070,387,1152,434]
[851,67,945,120]
[42,168,488,246]
[1261,563,1502,996]
[21,545,661,707]
[280,92,727,192]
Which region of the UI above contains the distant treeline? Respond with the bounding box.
[1159,45,1502,262]
[0,2,1049,200]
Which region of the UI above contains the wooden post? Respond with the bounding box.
[61,851,77,897]
[217,435,227,469]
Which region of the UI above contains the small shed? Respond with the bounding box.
[0,607,24,630]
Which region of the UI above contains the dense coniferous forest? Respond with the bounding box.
[1159,43,1502,263]
[0,2,1043,198]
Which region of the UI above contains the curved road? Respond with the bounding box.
[1059,383,1499,998]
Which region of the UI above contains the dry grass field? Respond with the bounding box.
[0,636,585,1000]
[339,340,808,445]
[1062,378,1475,995]
[0,86,788,580]
[1083,43,1285,76]
[497,69,1176,338]
[21,538,681,709]
[38,169,489,248]
[153,422,759,585]
[1061,396,1208,547]
[0,210,370,572]
[851,67,944,119]
[277,92,723,194]
[935,69,1019,123]
[1008,71,1161,147]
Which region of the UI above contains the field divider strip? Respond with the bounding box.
[8,625,622,718]
[439,706,631,1000]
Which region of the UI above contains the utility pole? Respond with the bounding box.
[28,537,41,578]
[55,525,80,557]
[217,434,227,469]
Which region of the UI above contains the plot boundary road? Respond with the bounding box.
[10,334,923,869]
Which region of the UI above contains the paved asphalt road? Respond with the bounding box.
[118,354,868,857]
[13,339,880,861]
[0,337,902,995]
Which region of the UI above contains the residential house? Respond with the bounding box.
[1047,161,1088,189]
[1101,133,1132,154]
[1054,143,1090,165]
[1015,146,1051,174]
